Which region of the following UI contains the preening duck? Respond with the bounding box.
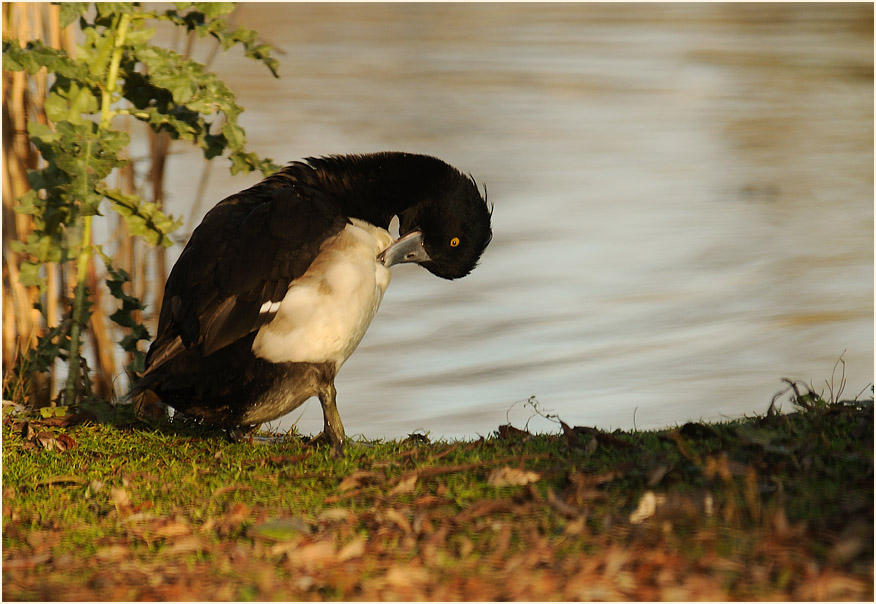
[136,152,492,444]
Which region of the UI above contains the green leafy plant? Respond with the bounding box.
[102,259,149,377]
[3,2,280,407]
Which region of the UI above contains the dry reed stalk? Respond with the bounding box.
[148,128,171,317]
[2,3,81,403]
[3,3,42,381]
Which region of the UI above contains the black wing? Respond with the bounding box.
[144,182,347,374]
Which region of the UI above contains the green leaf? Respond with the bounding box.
[123,26,156,48]
[44,91,70,124]
[14,190,40,215]
[58,3,90,28]
[257,157,282,177]
[154,8,279,78]
[222,121,246,151]
[3,39,61,74]
[136,46,202,105]
[197,132,220,159]
[23,322,69,372]
[103,264,151,374]
[44,83,99,124]
[51,122,126,212]
[2,40,24,71]
[229,151,254,175]
[69,84,100,117]
[26,121,129,223]
[105,267,145,312]
[127,46,275,173]
[227,151,280,177]
[27,121,61,145]
[248,518,310,542]
[17,259,44,288]
[244,44,279,79]
[193,3,235,18]
[95,3,135,20]
[39,405,69,419]
[3,40,89,81]
[25,162,69,193]
[80,23,116,78]
[101,187,182,247]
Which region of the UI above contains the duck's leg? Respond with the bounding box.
[317,380,346,447]
[308,363,345,454]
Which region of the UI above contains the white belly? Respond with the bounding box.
[251,219,394,369]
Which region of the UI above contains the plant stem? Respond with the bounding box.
[99,12,131,129]
[64,211,93,405]
[64,11,133,406]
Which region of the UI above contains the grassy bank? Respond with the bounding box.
[2,393,873,601]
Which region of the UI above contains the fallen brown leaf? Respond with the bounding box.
[35,431,63,451]
[381,508,413,533]
[56,433,77,450]
[497,424,530,440]
[1,552,52,569]
[559,421,596,453]
[226,502,250,523]
[94,544,129,562]
[629,491,664,524]
[487,466,541,487]
[380,563,431,598]
[337,536,366,561]
[456,500,516,523]
[390,473,418,495]
[110,487,132,515]
[286,539,337,569]
[154,520,191,539]
[413,494,442,506]
[164,536,206,555]
[338,470,381,492]
[318,508,355,524]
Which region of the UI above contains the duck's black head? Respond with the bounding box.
[378,154,493,280]
[283,152,492,280]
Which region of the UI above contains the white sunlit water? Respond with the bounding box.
[121,3,873,439]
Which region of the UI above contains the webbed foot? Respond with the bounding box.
[308,430,345,458]
[227,424,259,443]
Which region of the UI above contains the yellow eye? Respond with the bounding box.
[450,237,460,248]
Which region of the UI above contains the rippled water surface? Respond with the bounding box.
[155,3,873,438]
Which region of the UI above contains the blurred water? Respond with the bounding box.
[153,3,872,439]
